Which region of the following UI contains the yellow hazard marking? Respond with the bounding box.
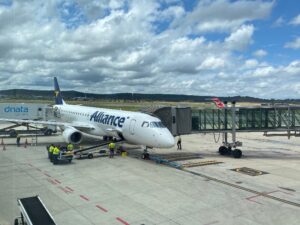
[181,160,222,168]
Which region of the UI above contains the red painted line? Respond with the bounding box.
[96,205,108,212]
[58,186,70,194]
[54,179,61,184]
[116,217,130,225]
[65,186,74,192]
[80,195,89,201]
[43,173,51,177]
[47,178,57,185]
[246,197,263,205]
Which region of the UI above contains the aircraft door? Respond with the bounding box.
[129,119,136,135]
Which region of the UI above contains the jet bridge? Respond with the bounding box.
[192,104,300,133]
[147,104,300,158]
[192,103,300,158]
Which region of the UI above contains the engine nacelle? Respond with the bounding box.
[62,128,83,144]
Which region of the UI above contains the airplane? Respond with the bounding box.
[0,77,175,155]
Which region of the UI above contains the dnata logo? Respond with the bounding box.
[90,111,125,128]
[4,106,29,113]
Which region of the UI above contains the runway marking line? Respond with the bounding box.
[80,195,90,201]
[96,204,108,212]
[116,217,130,225]
[180,168,300,208]
[246,190,294,205]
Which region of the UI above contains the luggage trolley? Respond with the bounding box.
[14,196,56,225]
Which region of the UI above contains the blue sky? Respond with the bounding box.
[0,0,300,99]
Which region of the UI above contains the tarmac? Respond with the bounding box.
[0,132,300,225]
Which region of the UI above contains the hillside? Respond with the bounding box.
[0,89,298,103]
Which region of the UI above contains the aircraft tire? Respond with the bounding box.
[232,149,242,158]
[218,146,227,155]
[88,154,93,159]
[142,153,150,160]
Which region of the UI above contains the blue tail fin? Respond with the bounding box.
[54,77,65,105]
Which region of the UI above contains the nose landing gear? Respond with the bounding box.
[141,146,150,159]
[142,150,150,159]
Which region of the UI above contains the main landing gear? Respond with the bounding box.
[218,146,242,158]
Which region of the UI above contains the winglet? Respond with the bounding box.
[54,77,65,105]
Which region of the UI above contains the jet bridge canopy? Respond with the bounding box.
[141,106,192,136]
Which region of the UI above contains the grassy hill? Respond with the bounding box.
[1,89,296,103]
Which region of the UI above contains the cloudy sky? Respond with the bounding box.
[0,0,299,99]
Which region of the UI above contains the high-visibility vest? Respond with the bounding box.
[67,144,74,151]
[49,146,54,153]
[109,143,115,150]
[53,147,60,155]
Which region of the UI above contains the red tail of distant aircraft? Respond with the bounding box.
[212,98,225,108]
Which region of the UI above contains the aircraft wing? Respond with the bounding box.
[0,118,95,130]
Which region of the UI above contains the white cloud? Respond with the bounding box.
[283,60,300,75]
[290,14,300,25]
[225,25,254,51]
[284,37,300,49]
[252,66,276,77]
[0,0,298,99]
[175,0,273,33]
[197,57,225,70]
[244,59,258,68]
[253,49,267,57]
[272,16,285,27]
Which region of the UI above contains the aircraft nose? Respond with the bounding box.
[160,131,175,148]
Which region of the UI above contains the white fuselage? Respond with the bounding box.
[54,104,175,148]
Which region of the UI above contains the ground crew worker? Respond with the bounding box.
[52,146,60,165]
[177,135,182,150]
[16,134,21,147]
[67,143,74,151]
[108,142,116,158]
[48,144,55,162]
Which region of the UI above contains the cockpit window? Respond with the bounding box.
[150,121,165,128]
[142,121,149,127]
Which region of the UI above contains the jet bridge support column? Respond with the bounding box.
[219,101,243,158]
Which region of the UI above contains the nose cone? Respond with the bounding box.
[160,131,175,148]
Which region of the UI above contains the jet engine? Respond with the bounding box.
[62,128,83,144]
